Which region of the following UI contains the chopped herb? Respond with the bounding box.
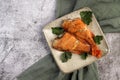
[60,52,72,62]
[80,11,92,25]
[52,27,64,35]
[80,53,88,60]
[93,35,103,44]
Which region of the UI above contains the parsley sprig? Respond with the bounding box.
[93,35,103,44]
[60,52,72,62]
[80,11,92,25]
[51,27,64,35]
[80,53,88,60]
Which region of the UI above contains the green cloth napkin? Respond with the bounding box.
[17,0,120,80]
[17,54,98,80]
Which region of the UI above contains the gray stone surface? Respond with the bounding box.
[0,0,120,80]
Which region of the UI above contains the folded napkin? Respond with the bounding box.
[17,0,120,80]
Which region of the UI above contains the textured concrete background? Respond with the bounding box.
[0,0,120,80]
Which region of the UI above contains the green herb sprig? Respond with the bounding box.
[93,35,103,44]
[80,53,88,60]
[60,52,72,62]
[80,11,92,25]
[51,27,64,35]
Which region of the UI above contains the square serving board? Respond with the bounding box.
[43,7,110,73]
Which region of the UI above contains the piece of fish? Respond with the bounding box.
[52,32,90,54]
[62,18,102,58]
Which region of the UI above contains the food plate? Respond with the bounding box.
[43,7,110,73]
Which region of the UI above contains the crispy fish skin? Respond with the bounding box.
[62,18,102,58]
[52,32,90,54]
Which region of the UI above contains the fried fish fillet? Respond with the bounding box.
[62,18,102,58]
[52,32,90,54]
